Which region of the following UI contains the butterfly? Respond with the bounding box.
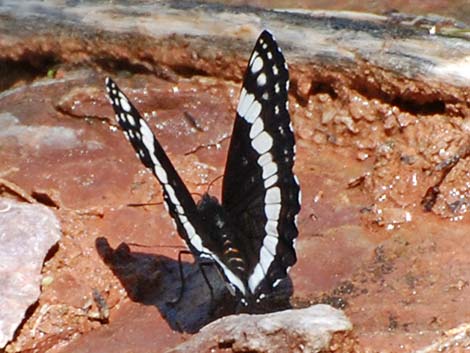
[105,30,301,308]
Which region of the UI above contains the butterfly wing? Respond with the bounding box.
[222,30,301,299]
[105,78,206,255]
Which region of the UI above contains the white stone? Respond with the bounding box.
[0,199,61,349]
[171,304,352,353]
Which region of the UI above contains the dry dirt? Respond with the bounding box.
[1,9,470,353]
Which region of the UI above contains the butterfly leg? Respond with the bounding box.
[198,260,215,300]
[167,251,217,305]
[167,250,192,305]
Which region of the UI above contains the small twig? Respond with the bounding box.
[127,202,162,207]
[183,111,205,132]
[0,177,35,203]
[31,304,50,337]
[184,134,230,156]
[0,167,19,178]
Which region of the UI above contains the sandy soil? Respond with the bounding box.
[0,3,469,353]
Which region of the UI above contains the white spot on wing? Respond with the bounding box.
[262,161,277,179]
[249,51,259,66]
[252,131,273,154]
[257,73,267,86]
[138,121,161,166]
[248,265,264,293]
[244,100,261,123]
[264,174,278,188]
[182,220,196,240]
[294,174,300,186]
[249,117,264,139]
[176,205,184,215]
[263,236,277,256]
[265,203,281,220]
[120,97,131,112]
[265,187,281,204]
[154,165,168,184]
[259,247,273,273]
[164,184,180,207]
[251,56,263,73]
[126,114,136,126]
[257,152,272,167]
[265,220,278,236]
[237,90,254,117]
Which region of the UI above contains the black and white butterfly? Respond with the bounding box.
[105,30,301,308]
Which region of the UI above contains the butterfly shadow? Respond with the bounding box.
[95,237,237,333]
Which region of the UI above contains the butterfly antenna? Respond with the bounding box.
[207,174,223,194]
[127,202,162,207]
[126,243,186,249]
[191,192,203,199]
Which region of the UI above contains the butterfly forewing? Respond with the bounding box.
[222,30,301,299]
[105,78,206,255]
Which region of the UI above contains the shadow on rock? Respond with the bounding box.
[95,237,237,333]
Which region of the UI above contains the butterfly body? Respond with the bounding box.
[106,30,300,309]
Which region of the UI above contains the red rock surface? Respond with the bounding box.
[0,2,469,353]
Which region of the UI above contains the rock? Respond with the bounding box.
[0,198,61,348]
[167,304,352,353]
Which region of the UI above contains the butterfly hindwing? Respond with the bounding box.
[222,30,301,299]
